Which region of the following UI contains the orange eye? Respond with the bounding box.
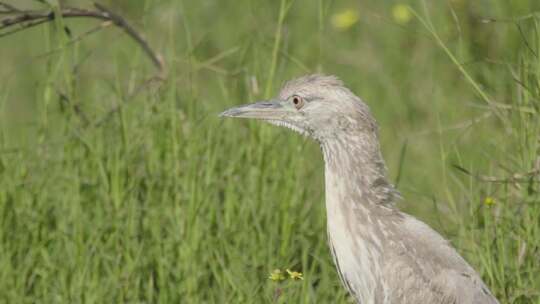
[292,95,304,109]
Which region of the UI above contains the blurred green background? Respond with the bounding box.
[0,0,539,303]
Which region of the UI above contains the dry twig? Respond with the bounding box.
[0,1,166,77]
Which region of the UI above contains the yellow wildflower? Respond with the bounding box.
[484,197,495,206]
[392,4,412,25]
[286,269,304,280]
[331,9,359,31]
[269,269,286,281]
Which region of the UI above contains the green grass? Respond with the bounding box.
[0,0,539,303]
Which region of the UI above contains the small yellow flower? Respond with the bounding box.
[269,269,286,281]
[286,269,304,280]
[331,9,359,31]
[392,4,412,25]
[484,197,495,206]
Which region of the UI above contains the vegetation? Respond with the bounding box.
[0,0,539,303]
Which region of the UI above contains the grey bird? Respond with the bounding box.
[220,75,499,304]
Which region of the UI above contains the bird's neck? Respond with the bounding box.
[321,134,401,299]
[321,134,399,211]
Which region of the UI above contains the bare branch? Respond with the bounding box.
[0,1,166,77]
[92,3,165,77]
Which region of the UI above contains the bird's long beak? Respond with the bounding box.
[219,99,291,120]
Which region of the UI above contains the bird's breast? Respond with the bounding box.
[325,169,385,304]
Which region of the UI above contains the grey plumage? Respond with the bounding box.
[220,74,499,304]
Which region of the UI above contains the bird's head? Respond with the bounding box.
[220,74,377,143]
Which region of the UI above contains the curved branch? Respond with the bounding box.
[0,1,166,78]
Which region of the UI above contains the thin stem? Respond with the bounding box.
[265,0,289,98]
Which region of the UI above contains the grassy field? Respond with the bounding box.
[0,0,539,303]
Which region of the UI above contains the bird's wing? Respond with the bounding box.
[382,248,500,304]
[431,268,499,304]
[381,215,499,304]
[381,257,448,303]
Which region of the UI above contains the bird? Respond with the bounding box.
[220,74,499,304]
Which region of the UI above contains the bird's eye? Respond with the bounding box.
[292,95,304,109]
